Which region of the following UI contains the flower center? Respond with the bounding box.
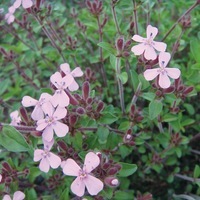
[42,149,50,158]
[45,115,54,125]
[79,169,87,179]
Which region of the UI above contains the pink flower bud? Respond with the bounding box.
[116,37,125,53]
[183,86,193,95]
[2,162,12,172]
[69,114,78,126]
[108,167,118,175]
[19,107,29,123]
[57,141,68,151]
[102,162,110,170]
[104,176,119,187]
[82,81,90,100]
[76,107,85,115]
[96,101,104,112]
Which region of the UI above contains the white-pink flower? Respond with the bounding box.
[10,110,21,126]
[0,174,2,182]
[50,72,74,107]
[62,152,104,197]
[22,93,52,121]
[13,0,33,9]
[36,105,69,142]
[3,191,25,200]
[144,52,181,88]
[131,25,167,60]
[34,139,61,173]
[5,6,16,24]
[60,63,83,91]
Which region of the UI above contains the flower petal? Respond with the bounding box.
[159,52,171,68]
[13,191,25,200]
[31,106,44,121]
[132,35,145,42]
[52,121,69,138]
[51,91,70,107]
[166,68,181,79]
[60,63,71,74]
[63,158,81,176]
[68,80,79,91]
[71,67,83,77]
[5,14,15,24]
[131,43,146,56]
[144,46,157,60]
[53,107,67,120]
[39,158,50,173]
[146,25,158,39]
[84,175,104,196]
[50,72,62,88]
[71,177,85,197]
[21,96,38,107]
[8,6,16,14]
[144,68,159,81]
[13,0,22,9]
[153,41,167,52]
[83,152,100,173]
[33,149,43,162]
[43,139,54,150]
[36,119,48,131]
[22,0,33,9]
[62,74,74,88]
[3,195,12,200]
[159,73,171,89]
[42,126,54,142]
[48,153,61,169]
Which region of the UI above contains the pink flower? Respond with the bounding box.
[131,25,167,60]
[50,72,74,107]
[36,105,69,142]
[60,63,83,91]
[144,52,181,88]
[0,174,2,182]
[34,139,61,173]
[62,152,104,197]
[22,93,52,121]
[5,6,16,24]
[3,191,25,200]
[13,0,33,9]
[10,110,21,126]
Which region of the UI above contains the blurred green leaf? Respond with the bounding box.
[118,162,137,177]
[97,42,116,55]
[119,72,128,84]
[0,125,30,152]
[149,100,163,120]
[99,113,118,124]
[97,126,109,144]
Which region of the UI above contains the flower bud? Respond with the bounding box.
[57,141,68,151]
[104,177,119,187]
[102,162,110,170]
[19,107,29,123]
[163,86,175,93]
[76,107,85,115]
[69,114,78,126]
[2,162,12,172]
[86,97,93,104]
[96,101,104,112]
[122,51,130,57]
[108,167,118,175]
[130,104,135,115]
[5,177,12,185]
[68,147,74,155]
[116,37,125,53]
[183,86,193,95]
[82,81,90,100]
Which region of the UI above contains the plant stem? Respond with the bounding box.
[131,82,142,105]
[157,115,164,133]
[97,15,107,86]
[78,126,124,134]
[33,15,67,62]
[162,1,198,42]
[116,57,125,114]
[174,173,200,183]
[1,123,36,133]
[111,2,121,35]
[132,0,139,34]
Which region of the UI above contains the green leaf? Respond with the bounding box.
[114,190,134,200]
[71,132,83,150]
[190,39,200,63]
[130,69,139,91]
[119,72,128,84]
[97,126,109,144]
[0,79,11,95]
[118,121,130,131]
[60,188,69,200]
[97,42,116,55]
[99,113,118,124]
[163,113,178,122]
[194,165,200,178]
[149,100,163,120]
[0,125,30,152]
[118,162,137,177]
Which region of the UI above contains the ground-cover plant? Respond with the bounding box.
[0,0,200,199]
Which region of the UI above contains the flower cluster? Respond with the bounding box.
[20,63,104,197]
[131,25,181,88]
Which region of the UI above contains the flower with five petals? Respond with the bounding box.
[62,152,104,197]
[131,25,167,60]
[144,52,181,88]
